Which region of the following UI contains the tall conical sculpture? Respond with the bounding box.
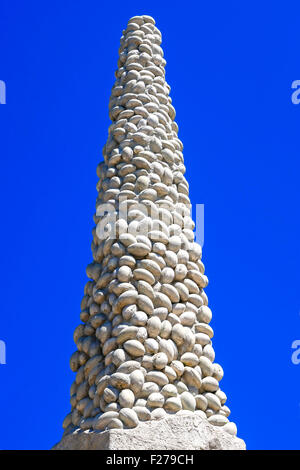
[54,15,245,450]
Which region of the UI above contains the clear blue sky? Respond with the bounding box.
[0,0,299,450]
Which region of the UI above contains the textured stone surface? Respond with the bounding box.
[53,414,246,450]
[56,12,245,449]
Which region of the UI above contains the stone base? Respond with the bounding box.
[53,415,246,450]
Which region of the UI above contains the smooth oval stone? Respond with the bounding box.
[128,242,151,257]
[182,367,202,388]
[114,290,138,313]
[174,264,188,281]
[161,384,177,397]
[119,408,139,428]
[70,351,80,372]
[119,255,136,269]
[137,294,154,315]
[76,380,89,401]
[107,418,124,429]
[164,365,177,382]
[180,352,199,367]
[208,414,229,427]
[144,338,159,354]
[153,307,169,321]
[121,304,136,322]
[153,292,172,311]
[179,311,196,326]
[165,396,182,412]
[151,408,166,420]
[138,259,162,279]
[195,394,208,411]
[153,242,166,255]
[146,371,169,386]
[183,278,199,295]
[73,324,85,344]
[117,326,139,344]
[171,324,186,346]
[172,303,186,316]
[160,320,172,338]
[117,265,132,283]
[195,333,211,347]
[152,352,168,370]
[195,322,214,338]
[140,381,160,398]
[193,344,203,359]
[124,340,145,357]
[117,360,141,374]
[130,369,145,394]
[62,412,72,429]
[161,284,180,303]
[160,267,175,283]
[170,360,184,377]
[133,268,155,285]
[212,363,224,382]
[203,344,215,362]
[119,388,135,408]
[220,405,231,417]
[197,305,212,324]
[204,392,222,412]
[215,389,227,405]
[103,386,119,403]
[110,373,131,389]
[158,338,174,362]
[137,280,155,300]
[175,381,188,394]
[147,316,161,337]
[131,310,148,326]
[147,392,165,408]
[93,411,119,430]
[132,406,151,421]
[180,392,196,411]
[202,376,219,392]
[174,282,189,302]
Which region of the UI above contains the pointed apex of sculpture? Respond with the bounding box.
[106,15,183,175]
[118,14,164,75]
[109,14,177,122]
[118,14,163,71]
[127,15,156,25]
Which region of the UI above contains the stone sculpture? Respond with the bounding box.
[55,14,245,450]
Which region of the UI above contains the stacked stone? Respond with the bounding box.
[62,15,238,438]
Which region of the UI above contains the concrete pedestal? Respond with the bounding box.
[53,414,246,450]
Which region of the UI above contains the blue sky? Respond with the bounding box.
[0,0,300,450]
